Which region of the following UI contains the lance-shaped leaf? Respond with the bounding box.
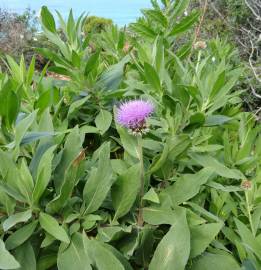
[83,142,113,214]
[0,239,20,269]
[112,163,141,222]
[32,145,56,204]
[39,213,70,243]
[57,233,92,270]
[149,207,190,270]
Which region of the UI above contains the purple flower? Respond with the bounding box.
[116,100,154,133]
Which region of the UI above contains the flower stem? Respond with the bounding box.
[245,190,255,236]
[137,135,144,227]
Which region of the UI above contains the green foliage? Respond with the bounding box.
[84,16,113,34]
[0,1,260,270]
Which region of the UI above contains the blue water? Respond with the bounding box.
[0,0,151,26]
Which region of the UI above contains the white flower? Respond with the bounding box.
[212,57,216,62]
[20,34,24,39]
[184,10,188,16]
[33,37,38,41]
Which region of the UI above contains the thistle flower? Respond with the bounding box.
[116,100,154,135]
[193,41,207,50]
[241,180,252,190]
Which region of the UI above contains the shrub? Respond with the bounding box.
[84,15,113,33]
[0,8,37,63]
[0,2,260,270]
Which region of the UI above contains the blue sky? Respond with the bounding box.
[0,0,151,25]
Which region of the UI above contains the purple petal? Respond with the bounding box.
[116,100,154,129]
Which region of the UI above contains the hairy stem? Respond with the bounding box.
[245,191,255,236]
[137,135,145,227]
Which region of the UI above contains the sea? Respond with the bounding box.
[0,0,151,26]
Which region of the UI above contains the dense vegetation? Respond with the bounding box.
[0,1,260,270]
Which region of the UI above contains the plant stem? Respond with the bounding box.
[245,191,255,236]
[137,135,145,227]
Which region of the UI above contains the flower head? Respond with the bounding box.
[241,180,252,190]
[116,100,154,134]
[193,41,207,50]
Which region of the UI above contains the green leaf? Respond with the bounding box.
[46,156,81,213]
[48,66,72,77]
[111,160,128,175]
[13,111,36,159]
[191,253,240,270]
[0,80,20,129]
[235,218,261,259]
[134,227,155,267]
[144,62,161,91]
[190,223,223,258]
[99,56,130,90]
[0,190,15,215]
[40,6,56,33]
[0,155,33,204]
[0,239,20,269]
[143,207,176,225]
[41,233,56,248]
[190,153,245,180]
[143,188,160,204]
[112,164,141,221]
[5,56,22,82]
[84,51,100,76]
[19,159,34,203]
[169,11,199,36]
[130,22,157,39]
[191,145,224,153]
[149,208,190,270]
[97,226,132,243]
[14,241,36,270]
[5,221,38,250]
[35,88,60,113]
[83,237,125,270]
[57,233,92,270]
[68,96,89,117]
[54,127,84,192]
[160,168,213,206]
[66,9,76,42]
[171,0,191,19]
[37,254,57,270]
[19,132,56,146]
[143,10,168,28]
[185,112,205,130]
[117,126,139,159]
[186,202,221,223]
[210,70,226,98]
[71,50,81,68]
[95,109,112,135]
[150,143,169,174]
[101,243,133,270]
[39,213,70,243]
[83,142,113,214]
[32,145,56,204]
[0,181,27,203]
[204,115,232,126]
[26,56,35,87]
[3,210,32,232]
[35,48,70,67]
[80,125,100,134]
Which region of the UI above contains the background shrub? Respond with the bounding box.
[84,15,113,33]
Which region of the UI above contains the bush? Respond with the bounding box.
[0,8,37,63]
[84,15,113,33]
[0,2,260,270]
[192,0,261,109]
